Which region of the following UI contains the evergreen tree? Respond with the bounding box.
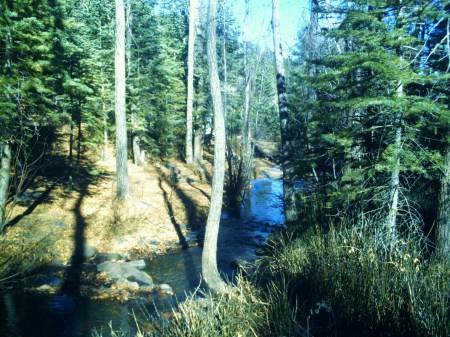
[128,0,186,159]
[0,0,64,232]
[292,0,448,245]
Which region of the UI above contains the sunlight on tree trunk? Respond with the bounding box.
[194,129,203,164]
[202,0,228,294]
[272,0,297,224]
[385,82,403,249]
[241,0,253,195]
[115,0,129,200]
[0,142,11,233]
[436,146,450,260]
[186,0,198,165]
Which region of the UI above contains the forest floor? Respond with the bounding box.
[0,134,277,281]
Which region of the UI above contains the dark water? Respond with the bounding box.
[0,177,284,337]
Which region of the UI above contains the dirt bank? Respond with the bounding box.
[0,141,278,282]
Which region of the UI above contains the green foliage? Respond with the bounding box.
[0,0,63,139]
[290,0,449,229]
[128,0,187,158]
[259,216,449,337]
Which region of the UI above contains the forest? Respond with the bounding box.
[0,0,449,336]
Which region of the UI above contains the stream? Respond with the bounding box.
[0,175,284,337]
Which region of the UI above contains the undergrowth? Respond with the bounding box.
[95,218,449,337]
[259,223,449,337]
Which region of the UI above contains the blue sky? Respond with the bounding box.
[231,0,311,54]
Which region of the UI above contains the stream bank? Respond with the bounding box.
[0,165,284,337]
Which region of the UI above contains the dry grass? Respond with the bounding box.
[0,137,279,282]
[0,153,211,280]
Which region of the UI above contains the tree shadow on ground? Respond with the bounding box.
[4,153,71,230]
[6,181,59,229]
[156,167,201,290]
[187,180,210,201]
[60,164,110,295]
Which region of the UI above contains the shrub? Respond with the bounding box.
[263,224,449,337]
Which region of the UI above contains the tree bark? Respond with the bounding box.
[125,1,144,167]
[0,142,12,233]
[241,0,253,194]
[385,83,403,249]
[101,82,109,160]
[115,0,129,200]
[194,128,203,164]
[436,146,450,260]
[272,0,297,224]
[202,0,228,293]
[186,0,198,165]
[76,100,82,166]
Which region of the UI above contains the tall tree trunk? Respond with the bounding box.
[69,112,74,164]
[115,0,129,200]
[125,0,144,167]
[186,0,198,165]
[202,0,228,293]
[241,0,253,194]
[436,146,450,260]
[385,83,403,249]
[272,0,297,224]
[76,100,82,166]
[100,22,109,161]
[0,142,12,233]
[102,91,109,160]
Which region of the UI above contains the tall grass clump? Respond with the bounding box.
[261,221,449,337]
[132,276,269,337]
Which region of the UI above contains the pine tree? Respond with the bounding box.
[293,0,449,245]
[0,0,64,232]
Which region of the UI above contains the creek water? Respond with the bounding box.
[0,176,284,337]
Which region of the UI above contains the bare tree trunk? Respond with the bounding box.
[101,83,109,160]
[125,1,144,167]
[0,142,12,233]
[385,83,403,249]
[436,146,450,260]
[115,0,129,200]
[76,100,82,166]
[272,0,297,224]
[241,0,253,193]
[69,112,74,164]
[194,128,203,164]
[202,0,228,293]
[99,21,109,161]
[186,0,198,165]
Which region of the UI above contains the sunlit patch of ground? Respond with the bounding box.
[0,155,211,279]
[0,138,278,281]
